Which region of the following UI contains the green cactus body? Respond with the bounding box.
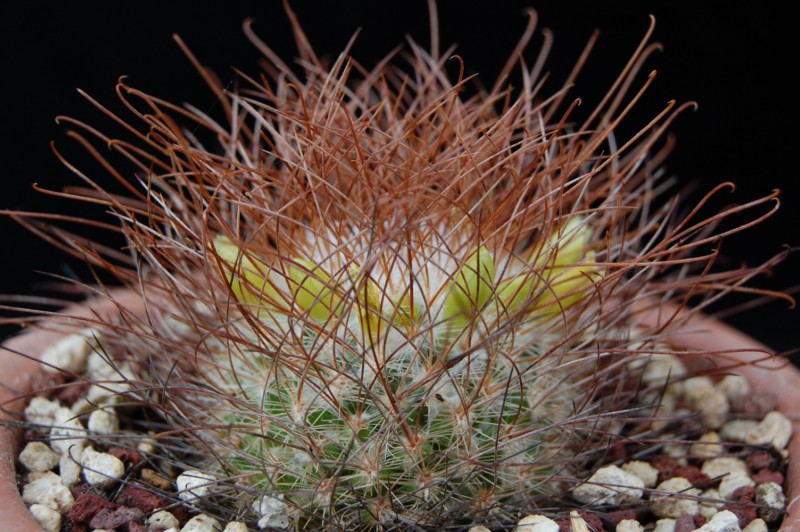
[205,222,599,524]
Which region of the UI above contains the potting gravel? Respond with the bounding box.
[14,331,792,531]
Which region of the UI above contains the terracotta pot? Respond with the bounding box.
[1,295,798,530]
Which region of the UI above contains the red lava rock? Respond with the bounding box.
[56,380,91,406]
[127,521,147,532]
[30,372,65,397]
[69,491,120,524]
[606,509,636,525]
[731,485,756,503]
[579,511,605,531]
[90,507,145,530]
[117,483,173,514]
[746,451,776,471]
[753,468,784,486]
[556,519,570,532]
[674,514,696,532]
[721,502,757,528]
[108,445,144,467]
[651,455,678,481]
[611,438,627,462]
[693,514,707,528]
[673,465,713,489]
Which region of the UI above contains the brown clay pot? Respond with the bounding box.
[1,295,798,530]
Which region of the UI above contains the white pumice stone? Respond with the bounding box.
[176,470,217,502]
[18,441,61,472]
[253,494,291,529]
[28,503,62,532]
[24,396,62,427]
[81,446,125,488]
[719,420,760,443]
[755,482,786,523]
[40,329,99,374]
[49,407,88,454]
[572,465,644,505]
[148,510,180,530]
[718,472,755,499]
[59,442,84,487]
[640,354,687,385]
[616,519,645,532]
[651,477,700,519]
[515,514,559,531]
[222,523,249,532]
[699,488,724,519]
[22,471,74,511]
[742,518,767,532]
[621,460,659,488]
[180,514,222,532]
[652,519,676,532]
[682,376,730,429]
[690,431,723,459]
[87,407,119,434]
[745,411,792,451]
[694,509,741,532]
[717,374,750,400]
[701,457,749,480]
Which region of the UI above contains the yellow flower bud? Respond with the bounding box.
[212,236,281,310]
[289,259,341,323]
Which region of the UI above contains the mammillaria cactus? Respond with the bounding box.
[4,5,787,530]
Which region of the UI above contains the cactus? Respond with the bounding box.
[7,6,787,531]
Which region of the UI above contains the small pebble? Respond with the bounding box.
[745,411,792,451]
[701,457,749,480]
[651,476,700,519]
[253,494,291,529]
[40,329,98,374]
[59,443,84,487]
[718,473,755,500]
[515,514,558,531]
[720,420,760,443]
[147,510,180,530]
[717,374,749,400]
[28,503,62,532]
[24,396,61,427]
[181,514,222,532]
[141,467,174,490]
[699,488,724,519]
[81,446,125,488]
[22,471,74,512]
[49,407,88,454]
[754,482,785,524]
[652,518,677,532]
[87,407,120,434]
[90,507,144,530]
[616,519,644,531]
[742,518,767,532]
[572,465,644,505]
[176,470,217,502]
[694,510,741,532]
[690,432,723,459]
[621,460,659,488]
[18,441,61,472]
[222,523,249,532]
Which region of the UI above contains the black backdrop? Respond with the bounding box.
[1,2,796,354]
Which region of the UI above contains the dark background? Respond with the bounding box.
[1,2,796,354]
